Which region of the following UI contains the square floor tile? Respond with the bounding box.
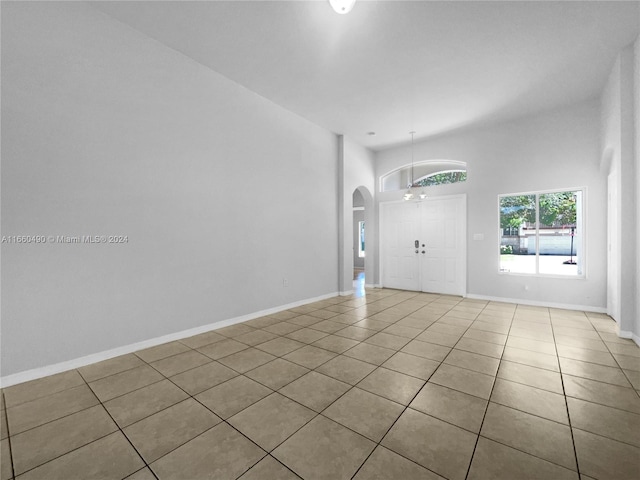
[502,346,559,372]
[88,365,164,402]
[497,360,564,394]
[559,357,631,387]
[334,325,378,341]
[352,319,393,331]
[315,355,377,385]
[567,397,640,448]
[490,378,568,424]
[481,402,576,470]
[381,324,424,339]
[18,432,143,480]
[234,329,280,347]
[455,338,504,358]
[554,335,608,352]
[216,324,256,338]
[179,330,225,349]
[428,323,468,337]
[283,345,336,369]
[273,416,375,480]
[344,343,396,366]
[11,405,117,475]
[285,328,330,344]
[381,408,477,480]
[613,353,640,372]
[463,329,507,345]
[604,342,640,357]
[135,342,191,363]
[245,358,309,390]
[151,423,265,480]
[288,314,324,327]
[353,446,444,480]
[563,374,640,414]
[150,350,211,377]
[415,330,460,348]
[218,348,277,373]
[263,322,304,336]
[444,349,499,376]
[228,393,315,451]
[410,383,487,433]
[381,352,439,380]
[401,339,451,362]
[429,363,494,400]
[196,375,272,419]
[279,371,350,412]
[467,437,578,480]
[169,361,237,395]
[126,468,156,480]
[256,337,306,357]
[556,344,617,367]
[1,438,11,480]
[197,338,249,360]
[472,320,511,333]
[357,367,424,405]
[3,370,85,408]
[309,320,348,334]
[78,354,144,383]
[365,332,411,350]
[324,387,404,442]
[573,428,640,480]
[6,384,99,435]
[311,335,360,354]
[124,398,220,463]
[104,379,188,427]
[238,456,299,480]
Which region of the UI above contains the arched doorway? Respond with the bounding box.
[351,186,374,297]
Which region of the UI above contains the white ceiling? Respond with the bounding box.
[92,1,639,151]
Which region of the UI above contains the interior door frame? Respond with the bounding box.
[379,194,467,295]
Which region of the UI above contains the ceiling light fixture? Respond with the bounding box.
[403,131,416,201]
[329,0,356,15]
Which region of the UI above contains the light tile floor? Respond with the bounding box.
[2,289,640,479]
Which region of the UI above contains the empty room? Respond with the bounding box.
[1,1,640,479]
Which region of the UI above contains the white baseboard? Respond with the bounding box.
[0,291,339,388]
[464,294,607,314]
[339,290,354,296]
[617,329,640,347]
[365,284,382,289]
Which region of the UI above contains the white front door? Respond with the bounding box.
[381,201,421,291]
[381,195,466,295]
[420,196,466,295]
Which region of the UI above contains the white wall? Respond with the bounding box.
[635,33,640,343]
[1,2,339,377]
[338,136,377,293]
[376,100,607,310]
[353,209,365,269]
[601,40,639,340]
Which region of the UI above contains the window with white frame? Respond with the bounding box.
[499,189,584,276]
[358,221,365,257]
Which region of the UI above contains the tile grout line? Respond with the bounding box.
[550,310,582,478]
[350,296,472,480]
[462,301,517,480]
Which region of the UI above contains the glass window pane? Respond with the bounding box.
[539,191,580,275]
[499,195,536,274]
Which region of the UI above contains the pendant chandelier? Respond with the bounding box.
[403,131,427,201]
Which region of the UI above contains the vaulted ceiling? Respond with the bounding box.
[92,1,639,150]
